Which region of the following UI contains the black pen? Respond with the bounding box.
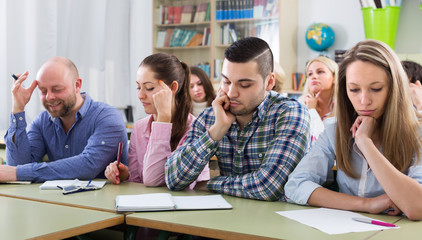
[12,74,18,80]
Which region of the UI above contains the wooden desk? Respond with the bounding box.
[0,195,123,240]
[0,182,410,240]
[0,181,204,213]
[369,217,421,239]
[125,193,401,240]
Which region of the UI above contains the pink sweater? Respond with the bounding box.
[128,114,210,188]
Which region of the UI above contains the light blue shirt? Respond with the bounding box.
[285,117,422,205]
[4,93,128,182]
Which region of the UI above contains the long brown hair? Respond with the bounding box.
[336,39,421,178]
[190,66,216,107]
[140,53,192,151]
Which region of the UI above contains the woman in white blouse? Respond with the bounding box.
[300,56,338,144]
[189,66,216,117]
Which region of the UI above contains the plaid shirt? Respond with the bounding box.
[165,91,310,201]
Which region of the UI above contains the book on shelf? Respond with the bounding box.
[217,0,254,20]
[221,23,238,45]
[167,6,174,24]
[190,5,197,23]
[180,30,197,46]
[180,5,194,24]
[253,0,264,18]
[202,27,211,46]
[156,5,169,24]
[186,33,204,47]
[163,28,174,47]
[204,2,211,21]
[163,5,169,24]
[197,63,211,77]
[292,72,306,91]
[169,28,183,47]
[156,30,166,48]
[194,2,208,23]
[162,28,204,48]
[115,193,233,212]
[173,6,182,24]
[214,58,223,79]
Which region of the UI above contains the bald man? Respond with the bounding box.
[2,57,128,182]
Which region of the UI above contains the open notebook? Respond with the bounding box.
[115,193,232,212]
[39,179,106,190]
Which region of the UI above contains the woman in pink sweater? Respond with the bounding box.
[105,53,210,188]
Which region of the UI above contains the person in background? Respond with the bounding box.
[189,66,216,117]
[402,60,422,111]
[300,56,338,144]
[285,39,422,220]
[166,37,310,201]
[272,60,286,93]
[3,56,128,182]
[105,53,209,188]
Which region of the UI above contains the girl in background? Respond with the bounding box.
[189,66,216,117]
[300,56,338,144]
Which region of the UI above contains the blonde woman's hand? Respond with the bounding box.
[153,80,173,123]
[105,161,129,184]
[304,91,320,109]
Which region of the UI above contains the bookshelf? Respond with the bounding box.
[152,0,298,91]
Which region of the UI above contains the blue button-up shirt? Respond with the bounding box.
[285,117,422,205]
[5,93,128,182]
[165,91,310,201]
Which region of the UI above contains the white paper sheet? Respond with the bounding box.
[172,195,233,210]
[276,208,399,235]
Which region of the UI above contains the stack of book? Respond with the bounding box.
[156,27,210,48]
[216,0,279,20]
[292,73,306,92]
[156,2,211,25]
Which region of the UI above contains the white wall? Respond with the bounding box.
[297,0,422,72]
[129,0,153,121]
[0,0,153,131]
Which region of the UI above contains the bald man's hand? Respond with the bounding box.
[11,71,38,114]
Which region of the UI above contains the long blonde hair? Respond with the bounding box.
[336,39,421,178]
[300,56,338,117]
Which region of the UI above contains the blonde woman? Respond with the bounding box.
[300,56,338,144]
[285,40,422,220]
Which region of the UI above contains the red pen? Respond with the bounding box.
[117,142,123,166]
[352,217,396,227]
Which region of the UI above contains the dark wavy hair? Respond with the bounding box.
[190,66,216,107]
[140,53,192,151]
[402,60,422,84]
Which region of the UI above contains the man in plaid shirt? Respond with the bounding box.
[165,37,310,201]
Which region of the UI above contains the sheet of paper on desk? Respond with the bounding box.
[276,208,399,235]
[39,179,106,190]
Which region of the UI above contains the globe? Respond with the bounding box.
[305,23,335,52]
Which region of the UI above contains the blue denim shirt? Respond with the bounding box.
[5,93,128,182]
[285,117,422,205]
